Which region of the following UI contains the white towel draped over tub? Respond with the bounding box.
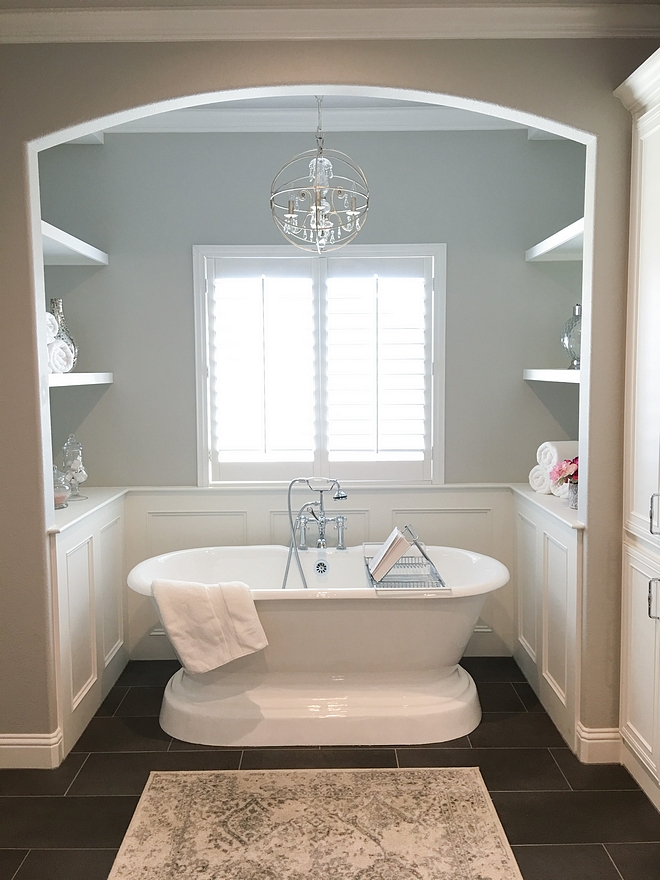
[152,579,268,675]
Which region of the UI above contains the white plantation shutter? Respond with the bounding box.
[210,275,315,462]
[196,245,443,484]
[326,275,427,461]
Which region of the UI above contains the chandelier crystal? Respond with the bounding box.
[270,96,369,253]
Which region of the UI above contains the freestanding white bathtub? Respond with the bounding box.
[127,544,509,747]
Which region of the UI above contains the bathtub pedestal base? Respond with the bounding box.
[159,664,481,747]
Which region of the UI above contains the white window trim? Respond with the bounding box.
[193,243,446,487]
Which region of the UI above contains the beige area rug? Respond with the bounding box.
[108,768,523,879]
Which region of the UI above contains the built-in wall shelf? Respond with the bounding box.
[524,369,580,384]
[525,218,584,262]
[42,221,109,266]
[49,372,113,388]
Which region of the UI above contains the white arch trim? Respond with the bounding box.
[32,84,594,153]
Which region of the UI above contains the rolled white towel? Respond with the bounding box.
[536,441,579,470]
[529,465,553,495]
[551,480,570,499]
[48,339,74,374]
[45,311,59,343]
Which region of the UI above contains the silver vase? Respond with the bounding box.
[49,298,78,370]
[567,481,578,510]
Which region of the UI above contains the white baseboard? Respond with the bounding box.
[575,723,622,764]
[0,729,64,768]
[621,741,660,814]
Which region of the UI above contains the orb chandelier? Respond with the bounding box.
[270,96,369,254]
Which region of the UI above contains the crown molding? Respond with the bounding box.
[0,5,659,43]
[615,46,660,115]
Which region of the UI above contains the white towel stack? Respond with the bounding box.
[153,579,268,675]
[529,441,578,497]
[45,312,59,342]
[47,340,74,374]
[45,311,75,374]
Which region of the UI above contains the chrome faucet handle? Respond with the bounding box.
[296,513,309,550]
[335,515,347,550]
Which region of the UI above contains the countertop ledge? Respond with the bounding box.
[49,487,128,534]
[510,483,585,530]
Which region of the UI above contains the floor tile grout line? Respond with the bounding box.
[509,682,531,713]
[62,752,93,797]
[3,847,119,852]
[602,843,627,880]
[111,688,131,717]
[511,840,660,847]
[8,849,29,880]
[547,747,574,791]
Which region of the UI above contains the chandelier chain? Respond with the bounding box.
[316,95,324,152]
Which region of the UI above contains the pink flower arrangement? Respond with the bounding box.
[549,456,578,485]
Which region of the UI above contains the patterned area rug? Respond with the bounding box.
[108,768,523,879]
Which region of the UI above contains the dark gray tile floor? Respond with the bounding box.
[0,656,657,879]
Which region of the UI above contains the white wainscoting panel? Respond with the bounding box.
[147,510,247,555]
[99,516,123,666]
[392,507,493,555]
[517,511,538,662]
[543,532,569,705]
[65,537,97,710]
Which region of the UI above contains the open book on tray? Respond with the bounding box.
[367,527,412,582]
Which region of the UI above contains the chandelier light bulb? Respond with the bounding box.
[270,96,369,254]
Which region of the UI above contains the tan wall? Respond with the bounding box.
[0,37,657,737]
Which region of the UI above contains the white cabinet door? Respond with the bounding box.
[54,498,127,754]
[513,493,581,750]
[620,543,660,780]
[623,102,660,542]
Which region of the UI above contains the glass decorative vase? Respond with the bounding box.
[561,303,581,370]
[53,466,70,509]
[567,481,578,510]
[49,298,78,370]
[62,433,88,500]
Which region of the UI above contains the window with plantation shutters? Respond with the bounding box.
[193,244,445,485]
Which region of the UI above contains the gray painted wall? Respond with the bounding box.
[40,128,585,486]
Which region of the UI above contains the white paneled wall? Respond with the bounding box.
[125,485,516,658]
